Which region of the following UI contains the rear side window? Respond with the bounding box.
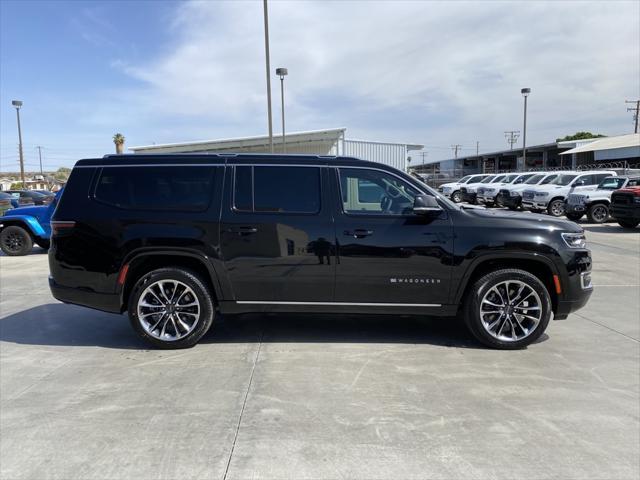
[94,166,216,211]
[234,166,321,214]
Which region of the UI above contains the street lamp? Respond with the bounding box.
[11,100,25,188]
[521,88,531,168]
[276,67,288,153]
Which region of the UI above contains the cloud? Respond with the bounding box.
[112,0,639,157]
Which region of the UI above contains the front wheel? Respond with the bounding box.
[128,267,215,349]
[565,212,583,222]
[587,204,609,224]
[464,269,552,349]
[451,191,462,203]
[617,219,639,229]
[0,226,33,256]
[547,199,565,217]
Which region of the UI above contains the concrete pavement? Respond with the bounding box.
[1,224,638,479]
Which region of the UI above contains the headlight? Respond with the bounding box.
[562,232,587,249]
[535,192,549,197]
[634,196,640,204]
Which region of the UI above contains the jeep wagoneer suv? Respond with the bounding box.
[49,154,593,349]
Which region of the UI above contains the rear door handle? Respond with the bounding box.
[344,229,373,239]
[229,226,258,235]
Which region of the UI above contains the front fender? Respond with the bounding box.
[0,215,48,239]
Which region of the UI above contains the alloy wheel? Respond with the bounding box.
[549,200,565,217]
[591,205,608,223]
[479,280,542,342]
[2,232,24,253]
[137,279,201,341]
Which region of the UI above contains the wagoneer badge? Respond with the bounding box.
[390,278,441,284]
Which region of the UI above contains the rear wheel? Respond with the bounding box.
[587,203,609,224]
[128,267,215,349]
[617,219,639,229]
[451,191,462,203]
[547,199,565,217]
[464,269,552,349]
[0,226,33,256]
[565,212,583,221]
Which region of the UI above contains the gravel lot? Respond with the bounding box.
[1,223,638,480]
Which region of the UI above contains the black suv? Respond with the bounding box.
[49,154,593,349]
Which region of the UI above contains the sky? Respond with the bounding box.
[1,0,639,172]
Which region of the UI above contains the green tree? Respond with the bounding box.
[53,167,71,182]
[113,133,126,154]
[556,132,606,142]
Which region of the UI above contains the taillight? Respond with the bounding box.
[51,221,76,236]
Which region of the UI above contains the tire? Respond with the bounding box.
[547,199,565,217]
[587,203,609,224]
[0,226,33,256]
[451,191,462,203]
[617,219,639,229]
[128,267,215,349]
[463,269,552,349]
[565,212,583,222]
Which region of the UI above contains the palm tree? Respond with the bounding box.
[113,133,125,154]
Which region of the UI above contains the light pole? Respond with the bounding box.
[276,67,288,153]
[263,0,274,153]
[11,100,25,188]
[521,88,531,168]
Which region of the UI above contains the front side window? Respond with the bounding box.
[550,174,577,186]
[598,177,626,190]
[234,166,321,214]
[95,166,216,211]
[339,168,420,215]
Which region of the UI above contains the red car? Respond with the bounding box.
[610,185,640,228]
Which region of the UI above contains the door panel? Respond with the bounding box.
[220,165,335,302]
[333,168,453,305]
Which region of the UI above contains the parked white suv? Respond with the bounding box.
[461,174,503,204]
[499,172,560,210]
[522,171,617,217]
[565,176,640,223]
[440,174,489,203]
[477,173,537,207]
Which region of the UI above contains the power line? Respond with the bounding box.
[504,130,520,150]
[626,100,639,134]
[450,144,462,159]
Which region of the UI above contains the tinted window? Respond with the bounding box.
[95,166,215,211]
[598,177,626,190]
[340,168,420,215]
[540,174,558,185]
[234,166,321,214]
[525,174,544,184]
[234,166,253,211]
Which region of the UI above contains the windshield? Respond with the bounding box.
[457,175,472,183]
[490,175,506,183]
[550,174,577,186]
[598,177,626,190]
[502,174,518,184]
[480,176,495,184]
[525,174,544,184]
[540,174,558,185]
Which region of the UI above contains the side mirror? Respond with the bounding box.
[413,195,442,215]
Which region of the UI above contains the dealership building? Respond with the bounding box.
[130,127,423,172]
[411,133,640,176]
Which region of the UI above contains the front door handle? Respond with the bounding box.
[344,229,373,239]
[228,226,258,235]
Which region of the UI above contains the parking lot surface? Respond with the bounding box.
[1,223,638,480]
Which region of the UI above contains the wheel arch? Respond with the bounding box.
[119,250,224,313]
[0,218,39,240]
[454,254,560,315]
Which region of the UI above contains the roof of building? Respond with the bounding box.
[130,128,348,153]
[560,133,640,155]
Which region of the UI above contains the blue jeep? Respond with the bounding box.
[0,190,61,256]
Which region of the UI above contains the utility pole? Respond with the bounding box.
[11,100,25,188]
[626,100,640,134]
[263,0,274,153]
[476,141,479,156]
[504,130,520,150]
[451,144,462,159]
[36,146,44,175]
